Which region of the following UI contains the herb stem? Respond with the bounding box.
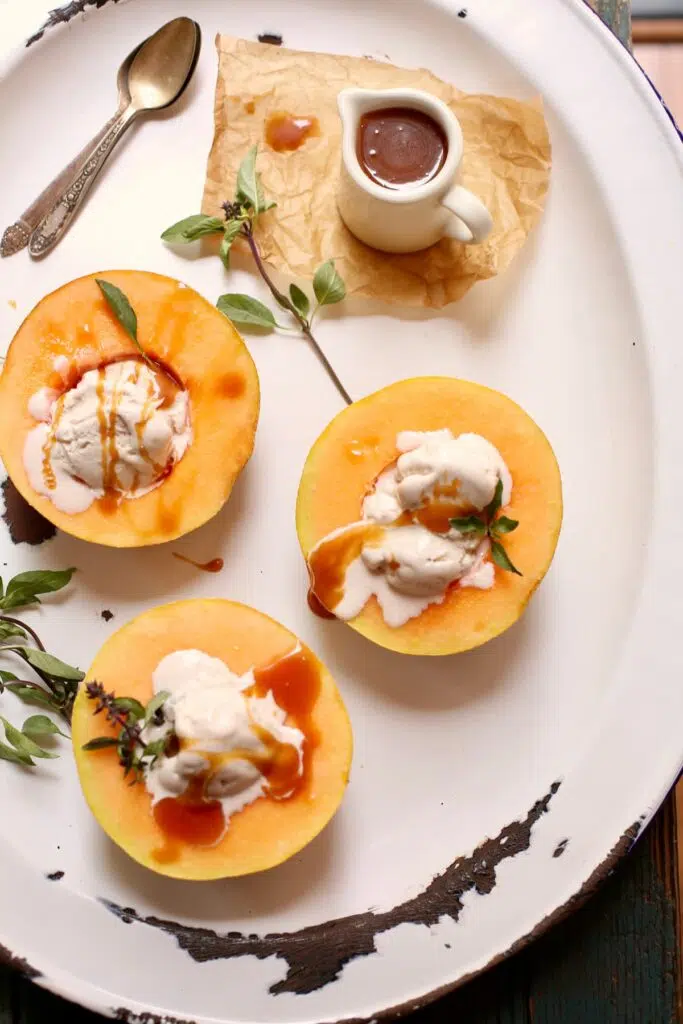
[242,224,352,406]
[0,615,45,651]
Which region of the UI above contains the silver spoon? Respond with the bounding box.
[0,17,201,260]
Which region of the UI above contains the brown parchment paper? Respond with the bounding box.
[202,36,551,309]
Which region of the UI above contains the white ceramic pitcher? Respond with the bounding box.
[336,87,493,253]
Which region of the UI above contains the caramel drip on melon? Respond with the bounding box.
[151,646,322,863]
[41,396,64,490]
[307,522,385,616]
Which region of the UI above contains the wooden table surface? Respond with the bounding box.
[3,2,680,1022]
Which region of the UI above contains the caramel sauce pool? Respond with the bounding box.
[151,646,322,863]
[307,522,384,618]
[172,552,224,573]
[306,474,473,619]
[265,111,320,152]
[358,107,447,189]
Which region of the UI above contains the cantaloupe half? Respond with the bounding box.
[72,599,353,879]
[296,377,562,656]
[0,271,259,547]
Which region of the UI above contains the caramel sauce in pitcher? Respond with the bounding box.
[358,107,447,189]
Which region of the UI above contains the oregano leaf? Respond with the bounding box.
[485,478,504,521]
[0,741,33,766]
[161,214,224,243]
[82,737,119,752]
[490,540,522,576]
[1,568,76,611]
[449,516,486,535]
[217,294,278,330]
[0,717,57,759]
[143,690,171,726]
[219,219,244,268]
[16,648,84,682]
[289,284,310,318]
[313,260,346,307]
[236,145,261,212]
[491,516,519,536]
[22,715,67,740]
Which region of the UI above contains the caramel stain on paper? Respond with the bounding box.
[265,112,320,152]
[102,782,560,996]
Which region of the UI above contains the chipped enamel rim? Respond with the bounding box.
[1,0,683,1022]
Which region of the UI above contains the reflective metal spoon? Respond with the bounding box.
[0,17,201,259]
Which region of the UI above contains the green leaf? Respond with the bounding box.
[485,478,504,521]
[143,738,167,760]
[491,516,519,536]
[313,260,346,307]
[0,621,26,641]
[6,684,59,711]
[0,577,3,599]
[22,715,67,740]
[0,670,18,684]
[161,214,224,243]
[0,741,33,766]
[82,736,118,752]
[219,219,244,268]
[217,294,277,330]
[96,280,138,342]
[449,515,486,535]
[490,540,522,576]
[111,696,145,721]
[16,648,84,682]
[0,717,57,759]
[236,145,262,212]
[143,690,170,726]
[1,567,76,611]
[289,284,310,318]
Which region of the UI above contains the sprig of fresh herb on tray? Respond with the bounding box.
[0,568,83,764]
[82,682,173,783]
[161,145,351,404]
[450,479,522,576]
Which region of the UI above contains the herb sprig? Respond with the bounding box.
[0,568,83,764]
[450,479,522,576]
[95,279,154,368]
[82,682,172,783]
[162,145,351,404]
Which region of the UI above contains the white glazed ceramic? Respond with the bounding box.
[1,2,683,1023]
[337,86,493,251]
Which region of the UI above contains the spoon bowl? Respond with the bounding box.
[127,17,201,112]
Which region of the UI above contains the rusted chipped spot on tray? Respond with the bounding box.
[102,782,560,996]
[113,1010,197,1024]
[329,815,649,1023]
[26,0,121,47]
[0,941,41,980]
[1,478,56,545]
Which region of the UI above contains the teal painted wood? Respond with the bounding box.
[595,0,632,43]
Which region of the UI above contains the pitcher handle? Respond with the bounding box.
[441,185,493,244]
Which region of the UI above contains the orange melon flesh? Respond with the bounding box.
[296,377,562,656]
[0,271,259,547]
[72,600,353,880]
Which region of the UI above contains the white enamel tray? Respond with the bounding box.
[1,1,682,1021]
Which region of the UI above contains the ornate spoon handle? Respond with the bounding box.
[28,105,137,258]
[0,112,122,258]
